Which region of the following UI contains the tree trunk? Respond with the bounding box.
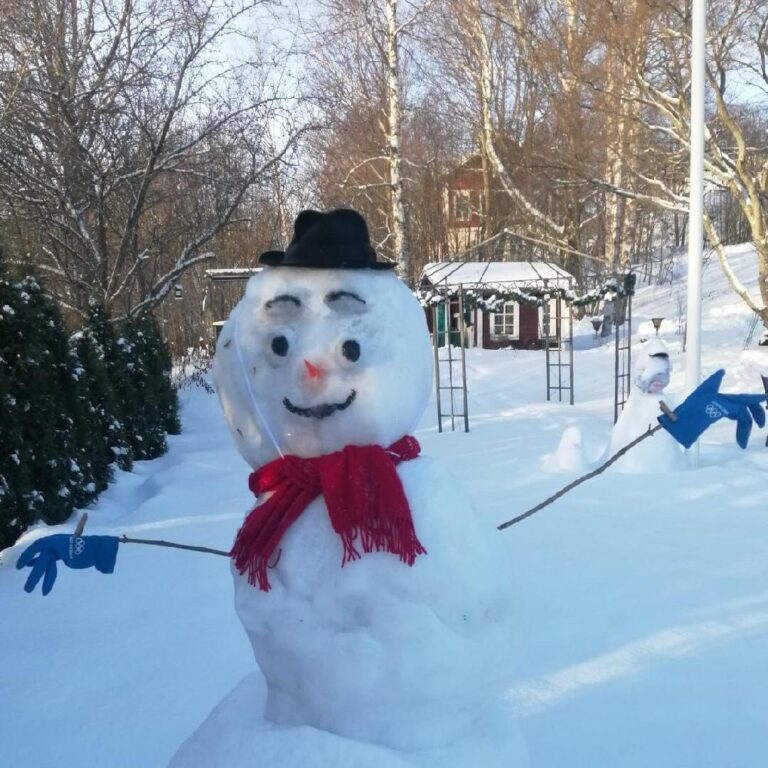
[385,0,410,279]
[480,141,492,239]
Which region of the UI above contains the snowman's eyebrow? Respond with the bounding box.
[264,294,302,310]
[326,290,366,306]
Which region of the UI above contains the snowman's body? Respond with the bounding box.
[609,340,685,473]
[171,262,522,766]
[234,456,514,750]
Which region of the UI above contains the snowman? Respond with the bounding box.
[608,338,686,472]
[170,210,525,767]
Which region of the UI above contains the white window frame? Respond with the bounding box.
[490,301,520,341]
[453,190,472,221]
[537,298,559,338]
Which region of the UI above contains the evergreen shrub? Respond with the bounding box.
[0,267,180,550]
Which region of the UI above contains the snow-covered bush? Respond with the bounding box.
[120,313,181,458]
[0,270,101,546]
[0,261,180,550]
[174,344,214,394]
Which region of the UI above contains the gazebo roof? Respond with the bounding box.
[421,261,574,292]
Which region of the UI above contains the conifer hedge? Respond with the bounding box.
[0,265,180,550]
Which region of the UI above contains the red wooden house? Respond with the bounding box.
[443,157,485,253]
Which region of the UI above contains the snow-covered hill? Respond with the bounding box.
[2,244,767,767]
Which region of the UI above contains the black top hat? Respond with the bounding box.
[259,209,395,270]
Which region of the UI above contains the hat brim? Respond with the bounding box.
[258,251,396,270]
[259,250,287,266]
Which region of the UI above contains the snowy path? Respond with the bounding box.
[3,249,768,767]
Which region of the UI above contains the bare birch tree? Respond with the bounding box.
[606,0,768,329]
[0,0,308,319]
[302,0,436,279]
[461,0,568,241]
[424,0,614,279]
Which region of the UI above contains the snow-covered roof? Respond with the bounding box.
[421,261,574,290]
[205,268,262,281]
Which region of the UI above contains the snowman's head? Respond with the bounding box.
[213,266,433,467]
[634,338,671,394]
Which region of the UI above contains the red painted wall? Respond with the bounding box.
[519,304,540,347]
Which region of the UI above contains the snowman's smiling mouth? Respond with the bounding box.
[283,390,357,419]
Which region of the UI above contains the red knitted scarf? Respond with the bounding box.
[230,436,426,591]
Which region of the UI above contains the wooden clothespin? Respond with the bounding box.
[659,400,678,422]
[74,513,89,536]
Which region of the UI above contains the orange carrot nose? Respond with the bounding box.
[304,359,323,379]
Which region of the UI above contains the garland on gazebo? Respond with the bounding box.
[418,272,636,313]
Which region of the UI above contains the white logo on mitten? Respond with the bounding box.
[69,536,86,558]
[705,403,724,419]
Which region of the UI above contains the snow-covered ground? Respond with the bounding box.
[2,245,767,767]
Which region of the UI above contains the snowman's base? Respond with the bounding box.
[169,673,529,768]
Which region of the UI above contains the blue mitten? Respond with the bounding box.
[16,534,119,595]
[658,369,767,449]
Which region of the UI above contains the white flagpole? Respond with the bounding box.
[686,0,706,465]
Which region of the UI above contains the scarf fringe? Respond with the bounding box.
[343,520,427,567]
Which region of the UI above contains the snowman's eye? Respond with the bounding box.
[271,335,289,357]
[342,339,360,362]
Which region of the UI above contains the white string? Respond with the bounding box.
[231,314,285,458]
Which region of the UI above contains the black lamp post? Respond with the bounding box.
[591,317,603,339]
[651,317,664,335]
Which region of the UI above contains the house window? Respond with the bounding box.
[538,298,559,339]
[490,302,520,340]
[454,191,472,222]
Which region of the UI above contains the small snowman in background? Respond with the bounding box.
[171,210,525,768]
[545,339,684,475]
[608,338,686,473]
